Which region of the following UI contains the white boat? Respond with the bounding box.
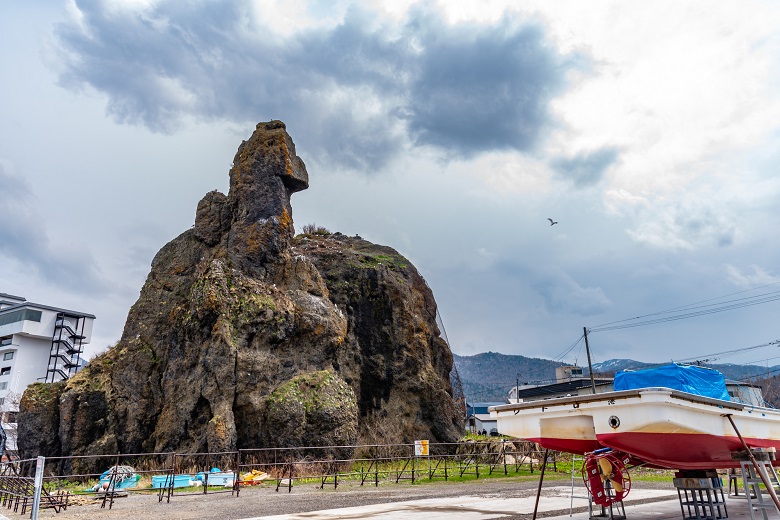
[490,365,780,470]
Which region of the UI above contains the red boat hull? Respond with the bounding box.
[598,432,780,470]
[493,389,780,470]
[530,432,780,470]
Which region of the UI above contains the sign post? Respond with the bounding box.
[414,440,429,479]
[31,456,45,520]
[414,439,429,457]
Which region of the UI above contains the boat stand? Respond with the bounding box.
[728,468,751,498]
[674,473,728,520]
[738,460,780,520]
[588,479,626,520]
[532,449,549,520]
[571,455,590,516]
[726,413,780,519]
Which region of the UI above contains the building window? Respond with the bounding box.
[2,352,11,361]
[0,398,4,405]
[0,337,11,348]
[0,309,42,327]
[0,367,8,376]
[0,382,7,390]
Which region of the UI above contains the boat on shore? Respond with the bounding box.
[490,364,780,470]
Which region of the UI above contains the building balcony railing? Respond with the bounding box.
[52,337,82,354]
[55,319,86,340]
[52,354,79,369]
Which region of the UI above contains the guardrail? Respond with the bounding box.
[1,440,554,517]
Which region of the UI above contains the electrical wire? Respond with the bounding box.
[591,281,780,330]
[736,354,780,367]
[673,340,780,364]
[733,365,780,382]
[589,291,780,332]
[552,334,584,362]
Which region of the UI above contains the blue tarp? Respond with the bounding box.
[613,363,730,401]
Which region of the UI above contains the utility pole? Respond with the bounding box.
[516,373,520,404]
[584,326,597,395]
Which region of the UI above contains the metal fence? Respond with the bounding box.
[0,440,552,517]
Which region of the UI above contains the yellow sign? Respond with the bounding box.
[414,439,429,457]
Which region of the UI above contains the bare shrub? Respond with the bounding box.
[302,223,331,236]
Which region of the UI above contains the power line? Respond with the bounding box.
[734,365,780,382]
[659,280,780,314]
[590,291,780,332]
[591,282,780,330]
[673,340,780,365]
[736,354,780,367]
[552,334,584,361]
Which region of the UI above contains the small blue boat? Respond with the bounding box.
[151,474,194,489]
[90,466,140,492]
[197,471,235,487]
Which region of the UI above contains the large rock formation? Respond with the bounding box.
[19,121,462,458]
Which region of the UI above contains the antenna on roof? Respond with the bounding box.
[584,326,597,395]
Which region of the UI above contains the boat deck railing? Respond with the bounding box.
[490,387,756,414]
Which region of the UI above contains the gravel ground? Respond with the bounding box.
[35,475,677,520]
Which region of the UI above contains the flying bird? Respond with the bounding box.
[548,218,558,226]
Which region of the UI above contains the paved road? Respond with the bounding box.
[36,477,684,520]
[241,486,677,520]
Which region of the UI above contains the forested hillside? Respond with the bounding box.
[454,352,780,404]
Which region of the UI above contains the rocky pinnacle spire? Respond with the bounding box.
[226,120,309,271]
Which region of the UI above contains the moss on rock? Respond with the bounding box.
[263,370,358,458]
[18,382,66,458]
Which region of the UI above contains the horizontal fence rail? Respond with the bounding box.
[0,440,557,517]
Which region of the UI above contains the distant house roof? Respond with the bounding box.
[466,402,505,415]
[467,413,497,427]
[726,381,761,389]
[515,378,612,399]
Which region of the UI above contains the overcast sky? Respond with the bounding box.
[2,1,780,371]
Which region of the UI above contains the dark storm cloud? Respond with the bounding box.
[402,15,572,156]
[551,147,619,188]
[55,1,249,131]
[0,165,108,294]
[55,1,582,170]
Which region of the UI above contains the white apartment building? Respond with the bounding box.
[0,292,95,410]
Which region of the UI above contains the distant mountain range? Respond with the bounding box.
[452,352,563,402]
[453,352,780,403]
